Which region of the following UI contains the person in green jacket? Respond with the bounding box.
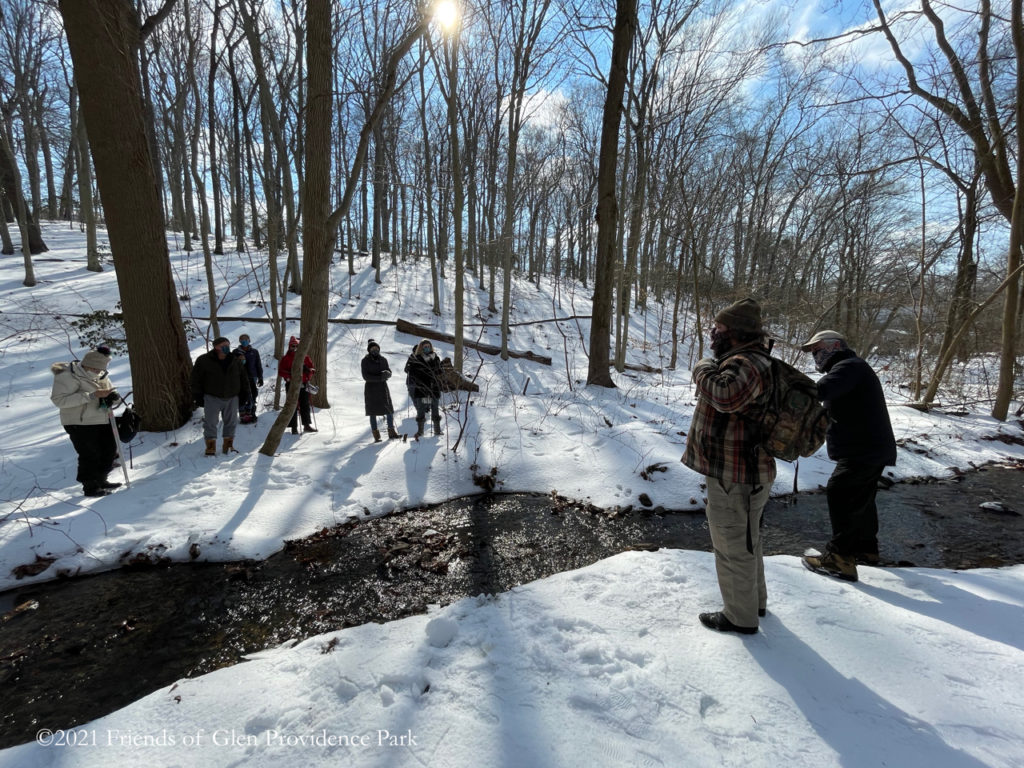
[191,337,247,455]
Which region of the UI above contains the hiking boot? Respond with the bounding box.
[83,486,111,498]
[222,437,237,454]
[291,426,299,435]
[372,429,382,443]
[387,427,400,440]
[803,551,858,582]
[855,552,880,566]
[99,480,122,490]
[699,611,757,635]
[205,438,217,456]
[414,419,425,438]
[303,425,318,433]
[433,419,443,436]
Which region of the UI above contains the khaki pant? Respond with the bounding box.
[705,477,770,628]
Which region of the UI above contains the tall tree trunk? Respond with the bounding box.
[208,2,224,255]
[76,109,101,271]
[37,92,59,218]
[445,33,465,373]
[418,45,441,316]
[262,0,334,458]
[993,0,1024,419]
[261,2,430,454]
[59,0,194,430]
[0,121,36,286]
[0,130,48,254]
[588,0,636,387]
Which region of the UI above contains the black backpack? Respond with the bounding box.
[116,405,141,443]
[749,348,829,462]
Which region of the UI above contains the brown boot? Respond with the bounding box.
[803,551,858,582]
[372,429,382,443]
[222,437,237,454]
[387,426,400,440]
[204,439,217,456]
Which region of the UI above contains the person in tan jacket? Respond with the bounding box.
[50,349,120,497]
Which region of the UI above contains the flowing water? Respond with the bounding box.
[1,464,1022,749]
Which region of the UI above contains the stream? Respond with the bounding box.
[1,464,1022,749]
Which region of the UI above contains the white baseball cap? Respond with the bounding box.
[799,330,846,351]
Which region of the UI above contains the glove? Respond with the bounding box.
[257,378,264,387]
[382,370,391,379]
[99,392,120,409]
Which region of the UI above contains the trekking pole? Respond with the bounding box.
[107,402,131,488]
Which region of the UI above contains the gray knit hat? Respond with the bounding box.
[715,298,763,335]
[80,350,110,371]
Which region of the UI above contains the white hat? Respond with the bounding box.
[799,330,846,351]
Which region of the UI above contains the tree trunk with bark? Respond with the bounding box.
[588,0,637,388]
[59,0,194,431]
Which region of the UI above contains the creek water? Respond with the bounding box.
[1,464,1022,749]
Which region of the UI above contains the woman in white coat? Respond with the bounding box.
[50,349,120,497]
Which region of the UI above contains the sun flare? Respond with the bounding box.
[434,0,459,32]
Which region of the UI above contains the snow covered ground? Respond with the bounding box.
[1,223,1023,765]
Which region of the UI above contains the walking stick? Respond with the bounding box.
[107,406,131,488]
[306,382,319,431]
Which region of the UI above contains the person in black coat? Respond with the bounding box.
[799,330,897,582]
[405,339,443,437]
[362,339,398,442]
[191,337,248,455]
[235,333,264,419]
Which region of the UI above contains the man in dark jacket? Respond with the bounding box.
[800,330,897,582]
[191,337,248,455]
[682,298,774,635]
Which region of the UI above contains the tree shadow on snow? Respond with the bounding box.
[748,620,991,768]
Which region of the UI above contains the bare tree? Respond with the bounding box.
[59,0,194,430]
[260,1,430,455]
[588,0,637,387]
[870,0,1023,419]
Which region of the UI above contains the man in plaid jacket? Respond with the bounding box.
[683,298,774,635]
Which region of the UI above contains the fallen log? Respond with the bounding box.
[620,362,661,374]
[396,318,552,366]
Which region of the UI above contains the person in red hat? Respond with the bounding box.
[278,336,317,434]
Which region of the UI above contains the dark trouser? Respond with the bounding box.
[414,396,440,423]
[369,414,394,431]
[240,377,258,413]
[65,424,117,490]
[286,381,311,429]
[826,459,885,557]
